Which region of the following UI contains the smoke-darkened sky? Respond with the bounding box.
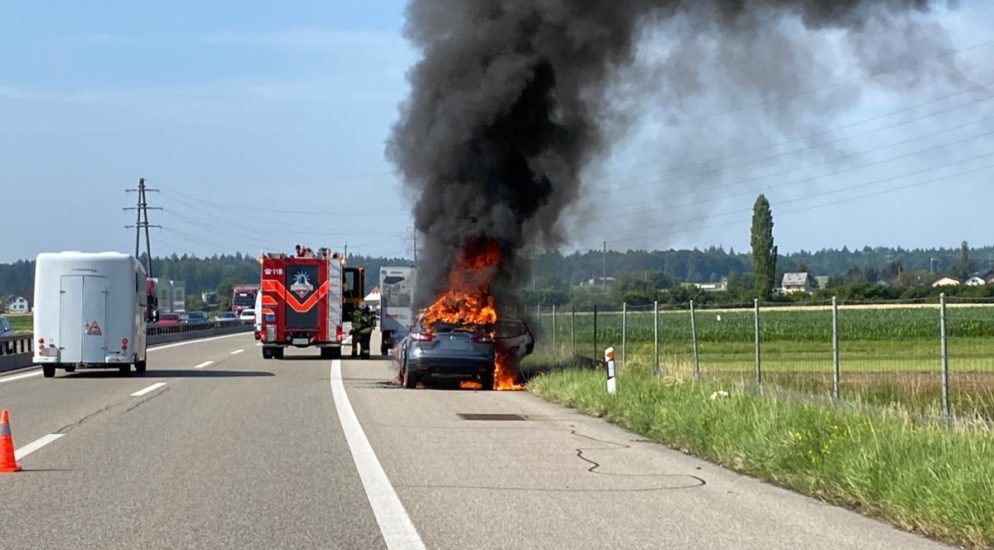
[388,0,994,302]
[0,1,992,264]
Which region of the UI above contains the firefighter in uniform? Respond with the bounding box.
[351,305,373,358]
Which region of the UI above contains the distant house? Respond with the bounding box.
[965,276,986,287]
[932,277,961,288]
[6,296,29,314]
[780,272,814,294]
[693,280,729,292]
[982,271,994,285]
[581,277,617,287]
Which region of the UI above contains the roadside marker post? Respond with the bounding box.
[605,346,617,395]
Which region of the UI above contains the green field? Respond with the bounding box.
[5,313,32,334]
[530,305,994,420]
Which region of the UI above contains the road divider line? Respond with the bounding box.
[0,370,43,385]
[148,332,249,353]
[330,360,425,550]
[193,361,214,370]
[14,433,64,461]
[131,382,167,397]
[230,349,244,355]
[1,332,251,386]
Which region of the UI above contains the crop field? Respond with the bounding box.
[4,313,32,334]
[530,304,994,421]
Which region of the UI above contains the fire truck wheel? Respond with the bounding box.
[119,364,131,376]
[65,365,76,373]
[329,347,342,360]
[43,365,56,378]
[320,347,333,359]
[135,360,147,373]
[273,348,284,360]
[402,364,418,389]
[262,347,272,359]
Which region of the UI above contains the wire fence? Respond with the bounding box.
[530,293,994,424]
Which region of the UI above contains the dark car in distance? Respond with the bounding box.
[183,311,210,324]
[398,318,534,390]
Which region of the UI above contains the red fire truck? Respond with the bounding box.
[258,245,364,360]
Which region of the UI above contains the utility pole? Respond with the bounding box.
[124,178,161,278]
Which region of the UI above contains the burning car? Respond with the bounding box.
[398,317,533,390]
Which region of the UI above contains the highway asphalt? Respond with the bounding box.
[0,332,947,549]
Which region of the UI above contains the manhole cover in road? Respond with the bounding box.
[457,413,528,421]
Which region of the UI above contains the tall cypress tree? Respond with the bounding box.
[751,194,777,299]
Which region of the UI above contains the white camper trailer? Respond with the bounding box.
[33,252,148,377]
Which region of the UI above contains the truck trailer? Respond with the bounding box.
[259,246,364,360]
[33,252,149,378]
[379,265,416,356]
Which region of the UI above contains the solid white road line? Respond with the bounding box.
[14,433,64,461]
[330,360,425,550]
[131,382,167,397]
[230,349,244,355]
[0,332,252,386]
[0,370,43,385]
[148,332,249,353]
[193,361,214,370]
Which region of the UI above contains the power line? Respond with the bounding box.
[569,154,994,248]
[583,83,994,199]
[588,124,994,218]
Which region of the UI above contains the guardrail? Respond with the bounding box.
[0,321,255,374]
[0,334,34,356]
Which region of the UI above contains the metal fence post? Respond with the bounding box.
[621,302,627,370]
[571,306,576,357]
[832,296,840,401]
[537,304,542,338]
[690,300,700,381]
[653,300,659,376]
[593,304,599,361]
[940,293,950,422]
[552,304,557,358]
[754,298,762,387]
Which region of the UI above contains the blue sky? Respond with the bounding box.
[1,1,993,263]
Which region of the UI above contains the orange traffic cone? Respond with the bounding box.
[1,409,21,473]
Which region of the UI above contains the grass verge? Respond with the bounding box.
[525,358,994,548]
[5,313,32,334]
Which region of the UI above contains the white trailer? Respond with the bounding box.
[378,266,416,355]
[33,252,148,378]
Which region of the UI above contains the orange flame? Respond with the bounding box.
[421,241,501,330]
[494,349,524,391]
[422,240,523,391]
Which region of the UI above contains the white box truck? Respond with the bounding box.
[378,266,416,355]
[33,252,149,378]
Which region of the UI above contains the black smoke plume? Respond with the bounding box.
[388,1,959,309]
